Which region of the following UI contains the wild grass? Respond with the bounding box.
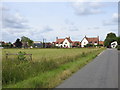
[2,48,105,88]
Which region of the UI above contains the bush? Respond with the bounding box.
[117,45,120,50]
[18,51,26,60]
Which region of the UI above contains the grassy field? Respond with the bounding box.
[2,48,105,88]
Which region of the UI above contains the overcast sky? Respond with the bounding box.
[1,1,118,43]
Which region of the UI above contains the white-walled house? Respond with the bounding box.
[55,37,72,48]
[111,41,118,48]
[81,36,99,47]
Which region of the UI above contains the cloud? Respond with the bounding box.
[88,27,100,30]
[64,19,79,31]
[2,6,29,29]
[103,13,119,26]
[40,26,54,33]
[0,5,9,11]
[2,12,29,29]
[72,2,104,15]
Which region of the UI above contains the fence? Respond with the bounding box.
[5,53,32,60]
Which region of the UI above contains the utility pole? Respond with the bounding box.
[43,38,44,48]
[44,38,46,48]
[43,38,46,48]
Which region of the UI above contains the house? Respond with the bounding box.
[0,41,4,48]
[55,37,72,48]
[72,41,81,47]
[111,41,118,48]
[81,36,99,47]
[0,41,5,46]
[45,42,53,48]
[33,41,43,48]
[99,41,104,46]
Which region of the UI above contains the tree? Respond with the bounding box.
[28,39,33,46]
[21,36,33,48]
[14,39,22,48]
[116,37,120,45]
[104,32,117,48]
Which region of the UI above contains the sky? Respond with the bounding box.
[1,1,118,43]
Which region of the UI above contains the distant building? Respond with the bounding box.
[111,41,118,48]
[99,41,104,46]
[54,37,73,48]
[33,41,42,48]
[72,41,81,47]
[0,41,4,48]
[45,42,53,48]
[81,36,99,47]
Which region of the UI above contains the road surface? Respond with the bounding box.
[56,49,118,88]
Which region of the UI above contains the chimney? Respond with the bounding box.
[97,36,99,40]
[56,37,58,41]
[97,36,99,44]
[68,36,70,39]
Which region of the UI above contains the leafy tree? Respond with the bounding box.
[21,36,33,48]
[116,37,120,45]
[104,32,117,48]
[14,39,22,48]
[28,39,33,46]
[116,37,120,50]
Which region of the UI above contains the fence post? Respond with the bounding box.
[6,53,8,60]
[30,54,32,60]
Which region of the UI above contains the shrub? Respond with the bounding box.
[18,51,26,60]
[117,45,120,50]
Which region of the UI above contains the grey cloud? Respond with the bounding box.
[88,27,100,30]
[103,13,119,26]
[0,6,9,11]
[72,2,104,16]
[2,6,30,29]
[41,26,53,33]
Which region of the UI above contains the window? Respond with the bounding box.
[65,42,67,44]
[95,41,97,43]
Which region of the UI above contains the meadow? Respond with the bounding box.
[2,48,105,88]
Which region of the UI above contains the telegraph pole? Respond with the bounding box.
[43,38,46,48]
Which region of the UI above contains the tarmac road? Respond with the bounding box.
[56,49,118,88]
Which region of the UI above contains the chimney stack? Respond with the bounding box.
[56,37,58,41]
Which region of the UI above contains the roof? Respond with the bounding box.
[72,41,81,46]
[72,41,80,43]
[56,39,65,44]
[34,41,42,43]
[56,37,72,44]
[85,36,99,43]
[66,38,73,43]
[99,41,104,45]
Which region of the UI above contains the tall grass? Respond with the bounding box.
[2,48,105,88]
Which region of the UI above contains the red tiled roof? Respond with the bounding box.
[66,38,72,43]
[99,41,104,45]
[72,41,81,46]
[55,37,72,44]
[86,37,99,43]
[56,39,65,44]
